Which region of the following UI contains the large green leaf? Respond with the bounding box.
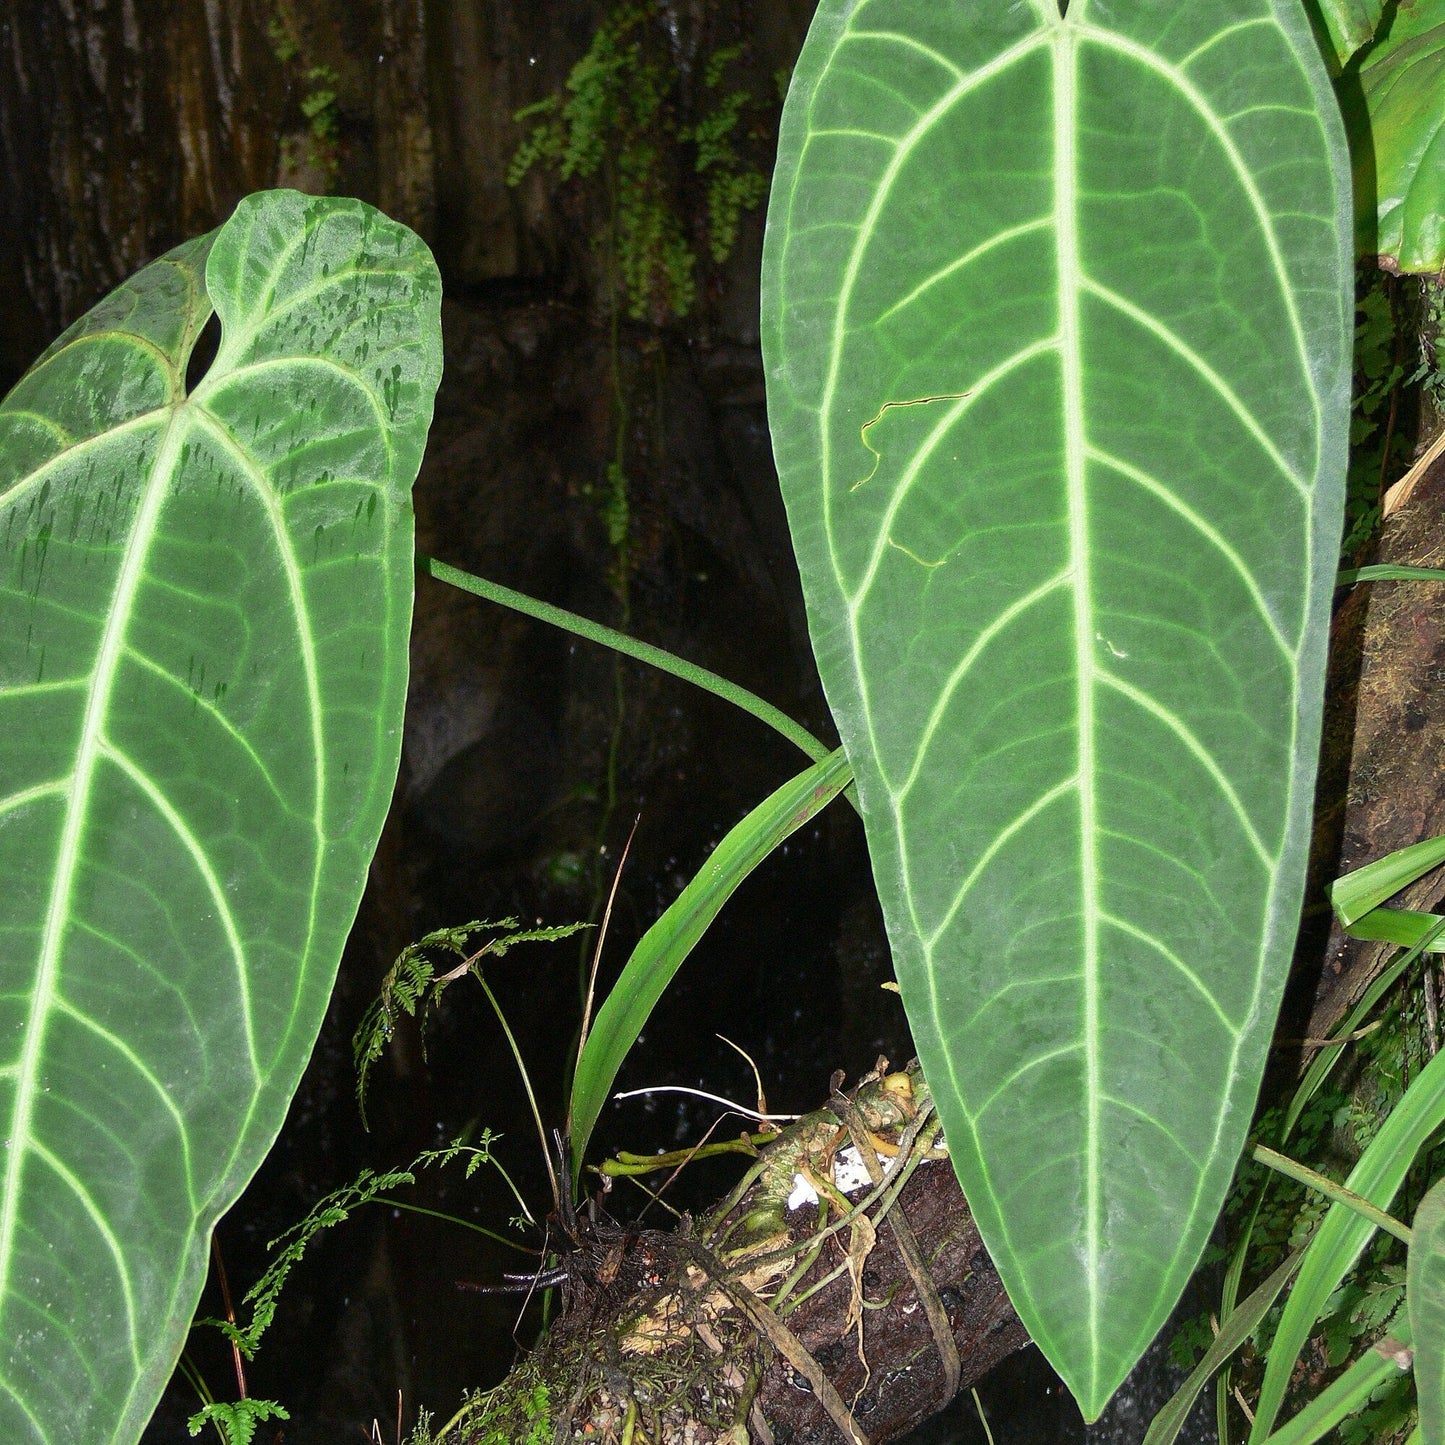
[0,191,441,1443]
[1351,0,1445,274]
[762,0,1350,1416]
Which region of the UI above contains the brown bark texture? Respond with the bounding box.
[0,0,815,387]
[1305,429,1445,1043]
[426,1064,1027,1445]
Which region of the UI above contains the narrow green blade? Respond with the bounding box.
[762,0,1350,1414]
[1143,1251,1302,1445]
[568,748,852,1174]
[1337,566,1445,584]
[1329,835,1445,927]
[0,191,441,1444]
[1256,1327,1412,1445]
[1340,907,1445,952]
[1249,1045,1445,1439]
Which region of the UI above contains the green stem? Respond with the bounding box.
[600,1133,774,1176]
[474,971,556,1220]
[373,1196,533,1254]
[419,556,833,766]
[1250,1145,1412,1245]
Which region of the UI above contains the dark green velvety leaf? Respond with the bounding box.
[762,0,1350,1416]
[0,191,441,1444]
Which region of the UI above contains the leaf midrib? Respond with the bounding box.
[1051,22,1103,1389]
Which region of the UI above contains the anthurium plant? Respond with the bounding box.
[10,0,1444,1438]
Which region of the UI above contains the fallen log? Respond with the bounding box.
[415,1063,1027,1445]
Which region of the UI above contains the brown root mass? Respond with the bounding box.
[428,1064,1026,1445]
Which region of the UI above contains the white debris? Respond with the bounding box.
[833,1144,899,1194]
[786,1172,819,1212]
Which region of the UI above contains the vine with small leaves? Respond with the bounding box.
[508,9,771,325]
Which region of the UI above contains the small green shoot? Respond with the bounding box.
[186,1399,290,1445]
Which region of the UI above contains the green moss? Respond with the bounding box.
[508,5,774,324]
[262,9,341,185]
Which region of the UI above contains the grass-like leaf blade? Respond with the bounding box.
[1248,1045,1445,1440]
[1328,834,1445,927]
[1339,906,1445,952]
[568,748,852,1176]
[1143,1250,1302,1445]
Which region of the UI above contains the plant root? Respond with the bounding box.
[416,1063,1027,1445]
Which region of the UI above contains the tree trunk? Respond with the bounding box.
[1305,401,1445,1044]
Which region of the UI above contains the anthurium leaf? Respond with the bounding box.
[1409,1178,1445,1445]
[0,190,441,1444]
[762,0,1350,1416]
[568,747,852,1175]
[1351,1,1445,273]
